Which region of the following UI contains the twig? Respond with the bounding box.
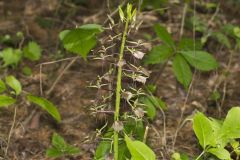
[5,107,17,158]
[46,56,79,95]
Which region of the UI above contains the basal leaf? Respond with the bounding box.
[154,24,175,49]
[172,54,192,89]
[27,95,61,122]
[23,41,42,61]
[5,75,22,95]
[59,24,103,59]
[180,51,218,71]
[193,112,215,149]
[143,45,173,64]
[0,95,16,107]
[208,148,231,160]
[125,134,156,160]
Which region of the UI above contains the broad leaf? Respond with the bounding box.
[27,95,61,122]
[0,48,22,67]
[172,54,192,89]
[221,107,240,140]
[193,112,215,149]
[125,134,156,160]
[5,75,22,95]
[59,24,103,59]
[0,80,6,93]
[0,95,16,107]
[180,51,218,71]
[23,41,42,61]
[143,45,173,64]
[154,24,175,49]
[208,148,231,160]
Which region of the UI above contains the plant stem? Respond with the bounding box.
[195,151,205,160]
[114,17,130,160]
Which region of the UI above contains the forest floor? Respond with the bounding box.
[0,0,240,160]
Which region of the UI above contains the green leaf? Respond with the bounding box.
[23,41,42,61]
[46,147,65,158]
[94,140,111,159]
[119,6,125,22]
[124,119,145,141]
[125,134,156,160]
[5,75,22,95]
[0,95,16,107]
[0,80,6,93]
[172,54,192,89]
[221,107,240,140]
[212,32,231,49]
[0,48,22,67]
[65,145,81,155]
[209,118,226,147]
[143,45,173,64]
[52,133,67,149]
[154,24,175,49]
[59,24,103,59]
[139,96,167,120]
[208,148,231,160]
[193,112,215,149]
[22,66,32,76]
[178,38,202,51]
[46,133,80,158]
[27,95,61,122]
[180,51,218,71]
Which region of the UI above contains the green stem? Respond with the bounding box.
[114,17,130,160]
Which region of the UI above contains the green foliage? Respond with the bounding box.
[144,45,173,64]
[5,75,22,95]
[125,134,156,160]
[139,95,167,120]
[46,133,80,158]
[180,51,218,71]
[193,107,240,160]
[27,95,61,122]
[144,24,218,89]
[0,95,16,107]
[22,66,32,76]
[0,80,7,93]
[172,54,192,89]
[154,24,175,49]
[59,24,103,59]
[0,48,22,67]
[23,41,42,61]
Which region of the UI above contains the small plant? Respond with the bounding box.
[143,24,218,89]
[46,133,80,158]
[0,75,61,122]
[193,106,240,160]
